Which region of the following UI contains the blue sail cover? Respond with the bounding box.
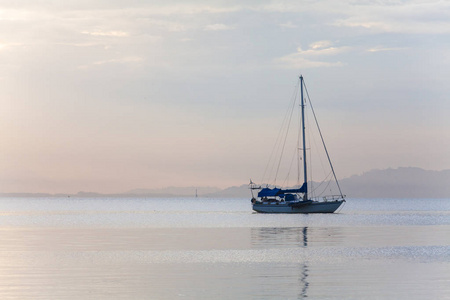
[257,183,307,197]
[257,188,281,197]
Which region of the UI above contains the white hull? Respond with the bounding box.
[252,200,344,214]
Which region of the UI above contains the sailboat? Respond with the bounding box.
[250,76,345,213]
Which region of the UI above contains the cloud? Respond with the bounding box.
[296,46,349,56]
[77,56,144,69]
[0,42,23,50]
[82,30,129,37]
[93,56,143,65]
[333,1,450,34]
[335,18,450,34]
[310,40,333,50]
[0,8,50,21]
[275,41,348,69]
[367,46,408,52]
[204,23,234,31]
[131,4,242,16]
[143,19,187,32]
[253,1,450,35]
[279,21,297,29]
[276,57,345,69]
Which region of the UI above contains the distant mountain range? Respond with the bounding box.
[1,167,449,199]
[339,167,450,198]
[199,167,450,198]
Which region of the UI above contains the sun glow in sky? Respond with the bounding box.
[1,0,449,193]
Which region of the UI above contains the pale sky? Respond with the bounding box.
[1,0,449,193]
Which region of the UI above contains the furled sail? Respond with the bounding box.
[257,183,307,197]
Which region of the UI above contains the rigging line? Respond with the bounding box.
[274,89,297,185]
[297,97,301,187]
[303,80,344,198]
[305,109,314,197]
[260,82,299,185]
[307,170,333,198]
[281,143,298,188]
[311,174,333,197]
[271,87,299,185]
[308,111,334,197]
[309,170,333,194]
[307,101,328,181]
[318,180,332,198]
[261,108,287,185]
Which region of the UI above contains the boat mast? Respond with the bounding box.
[300,75,308,199]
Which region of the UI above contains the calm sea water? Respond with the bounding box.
[0,197,449,299]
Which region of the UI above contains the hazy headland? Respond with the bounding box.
[2,167,449,199]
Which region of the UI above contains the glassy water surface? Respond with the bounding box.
[0,197,449,299]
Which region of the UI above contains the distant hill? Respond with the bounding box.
[203,167,450,198]
[203,185,250,198]
[1,168,448,199]
[339,167,450,198]
[127,186,220,197]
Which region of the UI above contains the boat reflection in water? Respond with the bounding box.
[299,227,309,299]
[251,227,310,299]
